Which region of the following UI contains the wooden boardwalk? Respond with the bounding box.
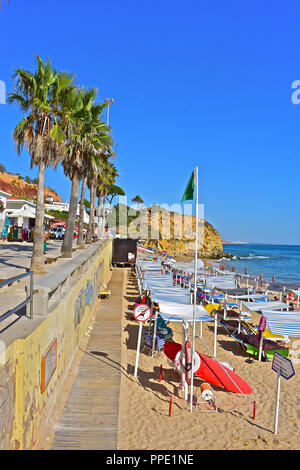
[51,268,124,450]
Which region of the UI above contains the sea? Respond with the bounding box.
[220,244,300,286]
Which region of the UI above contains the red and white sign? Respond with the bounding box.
[133,304,151,322]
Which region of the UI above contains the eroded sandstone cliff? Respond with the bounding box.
[128,207,224,259]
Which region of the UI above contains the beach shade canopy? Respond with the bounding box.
[233,293,269,301]
[136,260,162,272]
[148,287,191,305]
[159,309,213,323]
[242,301,290,313]
[262,310,300,337]
[142,272,173,287]
[174,260,204,272]
[142,273,192,301]
[205,274,236,290]
[156,301,209,317]
[216,288,253,296]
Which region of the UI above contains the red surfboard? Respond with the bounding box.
[163,342,252,395]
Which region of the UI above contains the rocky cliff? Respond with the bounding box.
[0,171,61,202]
[127,207,224,259]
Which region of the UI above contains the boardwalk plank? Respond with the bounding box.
[51,269,124,450]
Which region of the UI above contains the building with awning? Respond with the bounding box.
[6,199,54,230]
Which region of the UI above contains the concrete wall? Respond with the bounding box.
[0,239,112,449]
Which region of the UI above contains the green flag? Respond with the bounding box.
[181,170,195,202]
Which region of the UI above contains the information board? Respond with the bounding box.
[272,352,295,380]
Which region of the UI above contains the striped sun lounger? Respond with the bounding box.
[262,310,300,337]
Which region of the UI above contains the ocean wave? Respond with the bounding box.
[225,254,271,260]
[220,254,272,261]
[239,255,270,259]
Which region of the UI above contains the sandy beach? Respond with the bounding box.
[117,267,300,450]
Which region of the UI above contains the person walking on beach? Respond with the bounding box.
[44,232,47,254]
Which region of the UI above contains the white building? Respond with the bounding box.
[44,200,90,224]
[0,189,11,231]
[6,199,54,229]
[44,200,70,212]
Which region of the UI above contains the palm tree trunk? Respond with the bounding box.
[102,190,107,237]
[77,177,87,249]
[96,191,102,238]
[61,174,80,258]
[30,161,47,274]
[92,188,96,239]
[86,184,95,244]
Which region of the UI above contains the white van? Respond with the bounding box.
[56,227,65,240]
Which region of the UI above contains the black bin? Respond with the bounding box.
[112,239,137,267]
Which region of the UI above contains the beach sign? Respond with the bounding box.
[133,304,151,322]
[272,352,295,380]
[133,304,152,378]
[272,352,295,435]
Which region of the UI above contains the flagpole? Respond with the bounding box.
[190,165,198,412]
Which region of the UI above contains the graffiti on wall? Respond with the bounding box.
[74,260,104,329]
[74,287,86,328]
[85,280,93,306]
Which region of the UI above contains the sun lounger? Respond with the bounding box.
[242,301,290,313]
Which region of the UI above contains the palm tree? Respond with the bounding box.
[96,161,118,237]
[132,195,144,209]
[60,88,110,257]
[8,55,74,273]
[106,184,125,208]
[85,152,111,243]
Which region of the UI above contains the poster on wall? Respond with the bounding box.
[41,338,57,393]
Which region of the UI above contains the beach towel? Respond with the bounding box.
[157,315,173,340]
[257,315,267,341]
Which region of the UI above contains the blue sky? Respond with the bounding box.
[0,0,300,244]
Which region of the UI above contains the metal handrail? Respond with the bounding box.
[0,271,34,321]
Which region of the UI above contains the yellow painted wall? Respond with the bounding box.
[0,240,112,450]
